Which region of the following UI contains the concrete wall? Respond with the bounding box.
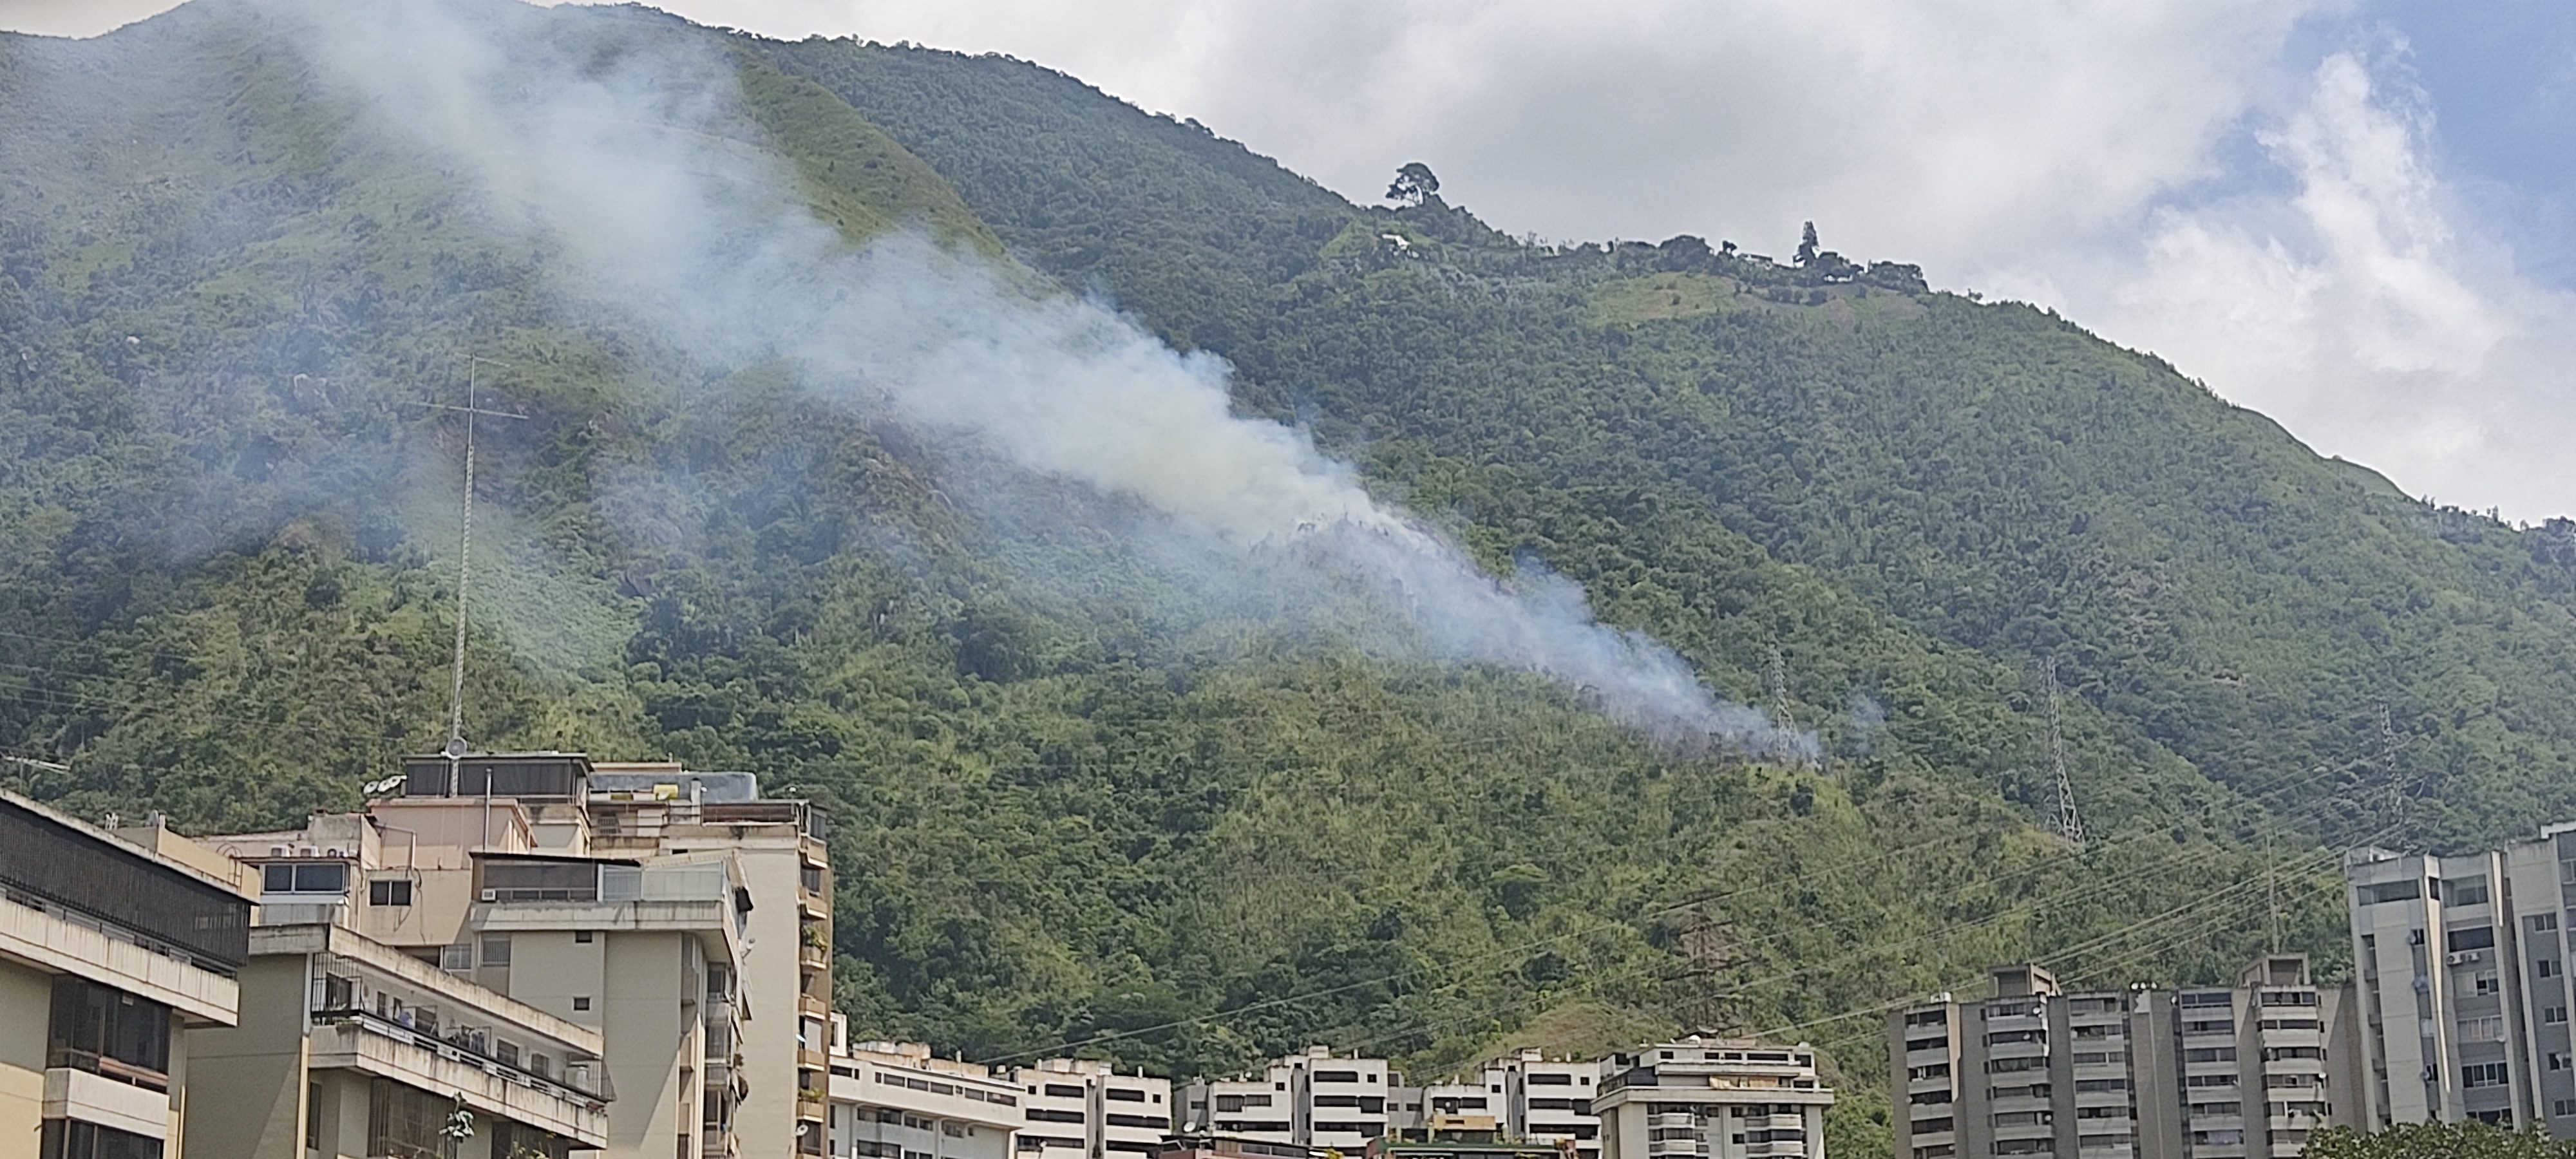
[0,957,48,1159]
[182,954,312,1159]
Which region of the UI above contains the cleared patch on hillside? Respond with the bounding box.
[1584,272,1743,325]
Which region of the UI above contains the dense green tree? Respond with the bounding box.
[2306,1123,2576,1158]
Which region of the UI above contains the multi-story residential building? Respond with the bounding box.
[2344,827,2576,1136]
[2,793,251,1159]
[1486,1048,1603,1159]
[1593,1037,1832,1159]
[824,1033,1025,1159]
[589,764,838,1156]
[183,920,611,1158]
[1183,1049,1394,1152]
[1390,1050,1600,1159]
[1190,1070,1294,1143]
[198,750,829,1159]
[1016,1059,1173,1159]
[1889,957,2363,1159]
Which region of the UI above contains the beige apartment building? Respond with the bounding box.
[198,751,833,1159]
[2,793,252,1159]
[183,921,611,1158]
[1018,1059,1174,1159]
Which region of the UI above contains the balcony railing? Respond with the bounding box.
[0,798,249,970]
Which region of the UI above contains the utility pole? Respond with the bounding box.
[2040,656,2086,847]
[407,356,524,791]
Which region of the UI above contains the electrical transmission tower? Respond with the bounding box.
[1767,645,1813,769]
[2040,656,2087,847]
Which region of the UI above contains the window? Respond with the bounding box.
[1312,1071,1361,1084]
[2450,926,2498,952]
[2464,1063,2511,1089]
[37,1119,161,1159]
[571,996,591,1012]
[480,935,513,966]
[263,862,348,894]
[2446,877,2492,906]
[368,878,412,906]
[1106,1088,1146,1103]
[2476,972,2501,995]
[439,944,471,971]
[2360,880,2422,905]
[2535,914,2562,934]
[575,930,594,944]
[2543,958,2562,979]
[2184,1048,2237,1063]
[2178,992,2231,1008]
[2556,1100,2576,1118]
[2550,1007,2570,1025]
[2552,1053,2571,1073]
[370,1077,456,1159]
[48,976,173,1082]
[2461,1017,2505,1042]
[307,1080,323,1149]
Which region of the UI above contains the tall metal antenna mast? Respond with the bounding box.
[1766,645,1815,769]
[2377,699,2404,843]
[407,357,524,775]
[2040,655,2087,847]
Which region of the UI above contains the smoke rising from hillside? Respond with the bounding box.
[264,0,1810,755]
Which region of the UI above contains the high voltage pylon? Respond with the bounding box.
[1766,645,1814,769]
[2040,656,2087,848]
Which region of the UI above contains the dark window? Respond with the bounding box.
[1106,1088,1146,1102]
[370,1078,454,1159]
[571,997,591,1012]
[263,862,348,894]
[368,879,412,906]
[48,977,171,1084]
[1313,1070,1362,1083]
[1104,1115,1168,1129]
[480,859,600,902]
[39,1119,162,1159]
[1045,1084,1086,1099]
[1028,1109,1086,1124]
[2449,926,2498,952]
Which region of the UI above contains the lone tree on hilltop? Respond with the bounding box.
[1387,162,1440,207]
[1795,221,1821,265]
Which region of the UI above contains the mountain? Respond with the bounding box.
[6,3,2573,1153]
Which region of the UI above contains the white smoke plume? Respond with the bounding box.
[263,0,1812,756]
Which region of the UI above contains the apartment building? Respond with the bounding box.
[824,1035,1024,1159]
[2344,826,2576,1136]
[198,750,830,1159]
[1592,1037,1832,1159]
[590,764,838,1156]
[1182,1048,1394,1152]
[1889,958,2363,1159]
[1484,1049,1603,1159]
[2,793,251,1159]
[183,921,611,1158]
[1016,1059,1173,1159]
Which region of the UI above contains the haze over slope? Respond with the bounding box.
[6,1,2575,1152]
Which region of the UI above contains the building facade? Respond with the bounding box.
[1592,1037,1831,1159]
[825,1036,1024,1159]
[2,793,252,1159]
[1889,959,2363,1159]
[1183,1049,1393,1152]
[1016,1059,1173,1159]
[197,751,830,1159]
[2344,827,2576,1136]
[182,921,611,1158]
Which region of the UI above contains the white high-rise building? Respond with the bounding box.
[1593,1037,1831,1159]
[1015,1058,1173,1159]
[826,1033,1026,1159]
[1183,1048,1395,1150]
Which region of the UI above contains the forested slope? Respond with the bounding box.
[0,5,2564,1154]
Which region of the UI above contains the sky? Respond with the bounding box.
[6,0,2572,522]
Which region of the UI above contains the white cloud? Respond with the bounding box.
[615,0,2313,280]
[2020,53,2576,520]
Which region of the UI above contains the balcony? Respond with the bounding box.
[800,939,831,970]
[0,798,251,973]
[308,1018,608,1146]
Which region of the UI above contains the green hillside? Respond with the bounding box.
[4,4,2566,1154]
